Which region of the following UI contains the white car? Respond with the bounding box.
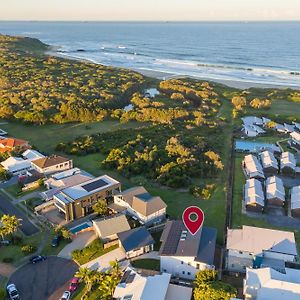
[7,284,20,300]
[60,291,71,300]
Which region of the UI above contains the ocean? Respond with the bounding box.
[1,21,300,87]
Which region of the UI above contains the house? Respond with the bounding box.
[0,137,30,153]
[280,152,296,174]
[31,155,73,175]
[275,123,286,134]
[226,226,297,273]
[1,157,31,175]
[244,178,265,212]
[284,123,295,134]
[259,151,278,174]
[22,149,45,161]
[114,186,167,225]
[92,214,130,243]
[242,116,263,126]
[290,131,300,151]
[243,267,300,300]
[291,186,300,218]
[159,220,217,280]
[242,124,265,137]
[54,175,121,221]
[242,154,265,180]
[265,176,285,206]
[113,267,193,300]
[293,122,300,132]
[117,227,154,259]
[262,117,271,127]
[19,169,44,191]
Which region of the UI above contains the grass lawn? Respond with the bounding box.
[24,197,44,211]
[131,259,160,271]
[0,231,44,266]
[4,184,45,199]
[72,285,102,300]
[0,120,145,154]
[41,230,71,256]
[71,239,119,265]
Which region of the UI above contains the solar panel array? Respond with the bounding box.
[160,221,183,255]
[120,270,131,284]
[82,178,108,192]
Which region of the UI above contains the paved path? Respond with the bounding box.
[0,191,39,236]
[58,231,97,259]
[82,247,126,272]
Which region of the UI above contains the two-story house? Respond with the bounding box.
[158,220,217,280]
[113,186,167,225]
[226,226,298,273]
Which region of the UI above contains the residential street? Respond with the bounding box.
[0,191,39,235]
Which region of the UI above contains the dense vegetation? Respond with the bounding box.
[0,34,146,124]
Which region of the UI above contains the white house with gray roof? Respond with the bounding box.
[260,151,278,174]
[114,186,167,225]
[291,186,300,218]
[243,155,265,180]
[244,267,300,300]
[158,220,217,280]
[265,176,285,206]
[244,178,265,212]
[290,131,300,151]
[280,152,296,174]
[226,226,297,273]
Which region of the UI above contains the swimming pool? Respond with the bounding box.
[235,140,280,153]
[69,222,92,234]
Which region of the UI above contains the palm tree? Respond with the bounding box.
[76,267,97,299]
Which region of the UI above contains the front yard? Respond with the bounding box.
[4,184,45,199]
[131,259,160,271]
[71,239,119,265]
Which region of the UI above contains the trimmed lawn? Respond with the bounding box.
[131,259,160,271]
[0,120,145,154]
[4,184,45,199]
[41,230,71,256]
[71,239,119,265]
[0,231,44,266]
[24,197,44,212]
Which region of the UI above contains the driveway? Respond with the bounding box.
[82,247,126,272]
[0,192,39,236]
[58,231,97,259]
[8,257,78,300]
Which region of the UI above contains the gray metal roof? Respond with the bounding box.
[117,227,154,252]
[195,227,217,264]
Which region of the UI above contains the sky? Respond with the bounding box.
[1,0,300,21]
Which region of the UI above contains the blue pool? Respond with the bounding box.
[69,222,92,234]
[235,140,280,153]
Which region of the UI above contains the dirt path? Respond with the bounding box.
[0,262,16,278]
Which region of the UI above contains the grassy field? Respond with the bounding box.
[3,184,45,199]
[0,120,145,153]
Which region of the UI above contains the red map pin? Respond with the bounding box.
[182,206,204,235]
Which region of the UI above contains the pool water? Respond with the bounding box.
[69,222,92,234]
[235,140,280,153]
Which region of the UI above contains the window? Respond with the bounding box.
[196,264,200,269]
[188,262,191,266]
[239,251,243,254]
[123,295,133,300]
[182,271,185,275]
[187,272,191,276]
[181,261,184,264]
[163,269,167,272]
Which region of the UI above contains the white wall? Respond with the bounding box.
[160,256,213,280]
[32,160,73,175]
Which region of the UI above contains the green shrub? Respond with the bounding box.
[21,244,36,254]
[0,287,6,300]
[2,257,13,263]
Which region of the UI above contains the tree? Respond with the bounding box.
[1,215,20,239]
[193,270,237,300]
[231,96,246,110]
[0,167,10,181]
[76,267,97,299]
[92,199,108,216]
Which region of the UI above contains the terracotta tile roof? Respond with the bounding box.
[32,155,70,169]
[0,138,29,152]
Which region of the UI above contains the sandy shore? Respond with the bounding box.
[47,50,300,90]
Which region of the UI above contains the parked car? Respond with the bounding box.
[60,291,71,300]
[0,240,10,246]
[6,283,20,300]
[68,277,79,292]
[30,255,46,264]
[51,235,60,247]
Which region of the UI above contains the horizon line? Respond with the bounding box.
[1,19,300,23]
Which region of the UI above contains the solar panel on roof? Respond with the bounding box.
[161,221,183,255]
[126,274,136,284]
[82,179,108,192]
[120,270,131,284]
